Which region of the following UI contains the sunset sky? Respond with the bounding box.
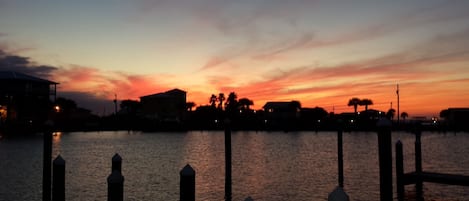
[1,0,469,117]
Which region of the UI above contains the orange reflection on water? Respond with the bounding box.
[52,132,63,155]
[53,132,62,142]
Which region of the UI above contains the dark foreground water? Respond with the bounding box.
[0,131,468,201]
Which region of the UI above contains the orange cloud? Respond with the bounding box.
[45,27,469,117]
[52,66,175,101]
[193,35,469,116]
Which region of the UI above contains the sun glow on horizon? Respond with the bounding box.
[1,1,469,117]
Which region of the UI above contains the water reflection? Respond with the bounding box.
[53,131,62,141]
[234,132,269,198]
[0,131,468,201]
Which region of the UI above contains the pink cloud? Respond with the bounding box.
[52,65,175,102]
[198,32,469,115]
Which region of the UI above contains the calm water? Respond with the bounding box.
[0,131,468,201]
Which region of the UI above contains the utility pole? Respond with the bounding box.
[396,84,400,125]
[113,94,118,115]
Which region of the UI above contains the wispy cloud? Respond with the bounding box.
[205,28,469,113]
[196,1,469,71]
[253,33,315,61]
[200,46,247,70]
[254,2,469,59]
[2,1,469,116]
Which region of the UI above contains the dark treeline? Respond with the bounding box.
[39,93,468,133]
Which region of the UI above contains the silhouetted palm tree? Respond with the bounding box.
[209,94,217,108]
[225,92,238,112]
[360,98,373,111]
[217,93,225,110]
[348,97,361,113]
[400,112,408,122]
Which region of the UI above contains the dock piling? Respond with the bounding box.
[180,164,196,201]
[107,154,124,201]
[52,155,65,201]
[395,141,404,201]
[224,120,232,201]
[377,118,393,201]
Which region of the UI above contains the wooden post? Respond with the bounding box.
[107,170,124,201]
[328,186,349,201]
[180,164,195,201]
[395,140,404,201]
[414,130,423,200]
[377,118,393,201]
[108,153,124,201]
[224,120,232,201]
[415,130,422,173]
[112,153,122,174]
[337,128,344,188]
[43,131,53,201]
[244,197,254,201]
[52,155,65,201]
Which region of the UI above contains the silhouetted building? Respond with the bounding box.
[263,101,301,128]
[0,71,58,129]
[301,107,328,121]
[140,89,186,122]
[359,109,385,120]
[338,112,357,124]
[442,108,469,130]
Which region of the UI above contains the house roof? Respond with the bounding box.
[359,109,384,114]
[0,71,58,84]
[164,88,186,95]
[140,88,186,99]
[263,101,300,109]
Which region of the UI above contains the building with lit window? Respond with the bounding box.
[0,71,58,130]
[263,101,301,129]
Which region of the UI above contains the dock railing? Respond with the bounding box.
[395,130,469,201]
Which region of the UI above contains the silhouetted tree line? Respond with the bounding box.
[107,93,408,131]
[51,97,100,131]
[43,94,467,132]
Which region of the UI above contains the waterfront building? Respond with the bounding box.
[263,101,301,128]
[140,89,187,122]
[441,108,469,130]
[0,71,58,130]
